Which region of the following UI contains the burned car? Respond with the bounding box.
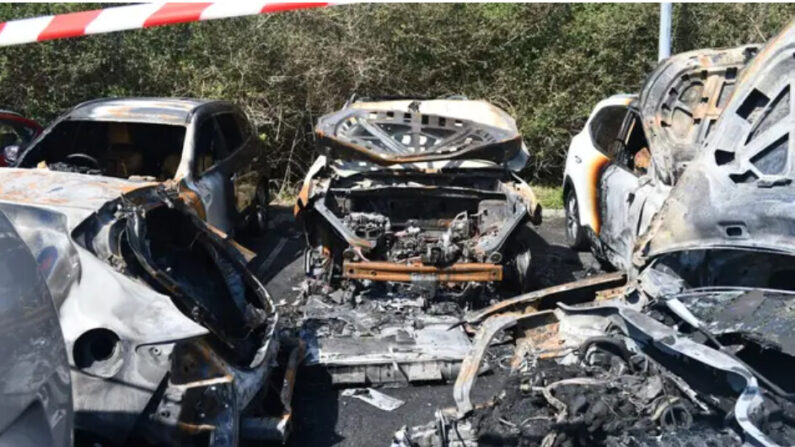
[13,98,270,235]
[296,97,541,299]
[292,98,542,384]
[395,23,795,447]
[0,168,293,446]
[563,44,759,270]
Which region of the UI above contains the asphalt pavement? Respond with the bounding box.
[240,207,602,447]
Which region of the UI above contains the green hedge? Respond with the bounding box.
[0,3,792,191]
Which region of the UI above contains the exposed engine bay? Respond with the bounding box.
[306,170,540,302]
[297,169,542,385]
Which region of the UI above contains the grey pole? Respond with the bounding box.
[659,2,672,61]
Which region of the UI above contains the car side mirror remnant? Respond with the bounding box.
[3,144,20,165]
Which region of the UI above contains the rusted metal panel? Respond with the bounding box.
[0,167,154,210]
[342,260,502,282]
[638,21,795,263]
[464,271,626,324]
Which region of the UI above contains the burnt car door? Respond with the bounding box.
[598,108,650,269]
[188,114,236,233]
[187,111,265,234]
[215,111,266,231]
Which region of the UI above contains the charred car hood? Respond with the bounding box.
[0,167,155,225]
[315,99,530,172]
[638,22,795,261]
[672,288,795,358]
[639,44,759,185]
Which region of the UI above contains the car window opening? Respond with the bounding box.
[623,114,651,175]
[23,120,186,180]
[589,106,626,154]
[607,113,650,175]
[194,113,245,175]
[0,121,36,148]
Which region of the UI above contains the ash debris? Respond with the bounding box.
[297,278,475,337]
[470,353,741,447]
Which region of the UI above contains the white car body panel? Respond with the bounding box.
[563,94,635,235]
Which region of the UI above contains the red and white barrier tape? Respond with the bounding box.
[0,2,331,47]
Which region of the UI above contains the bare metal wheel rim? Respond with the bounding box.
[566,194,578,239]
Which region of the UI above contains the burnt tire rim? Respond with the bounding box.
[254,183,269,232]
[255,206,267,231]
[515,250,532,289]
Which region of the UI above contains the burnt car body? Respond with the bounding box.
[563,45,759,270]
[293,98,542,385]
[395,23,795,447]
[14,98,269,235]
[0,208,72,447]
[296,98,541,299]
[0,168,287,446]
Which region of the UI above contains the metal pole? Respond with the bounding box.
[659,2,672,61]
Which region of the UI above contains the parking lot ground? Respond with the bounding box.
[243,207,603,447]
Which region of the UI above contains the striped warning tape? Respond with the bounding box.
[0,2,330,47]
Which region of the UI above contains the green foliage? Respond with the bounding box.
[0,3,792,190]
[530,184,564,210]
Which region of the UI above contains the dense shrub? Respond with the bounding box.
[0,3,792,190]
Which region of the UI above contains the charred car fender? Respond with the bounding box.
[0,182,280,446]
[0,202,210,442]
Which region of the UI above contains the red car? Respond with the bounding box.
[0,109,42,167]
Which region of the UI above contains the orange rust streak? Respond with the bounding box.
[294,181,311,216]
[512,321,563,368]
[177,183,207,221]
[587,155,610,235]
[343,261,502,282]
[205,225,256,262]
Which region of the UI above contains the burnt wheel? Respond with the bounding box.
[249,180,269,235]
[504,225,537,295]
[565,189,587,250]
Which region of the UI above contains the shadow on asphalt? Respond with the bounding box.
[525,223,596,289]
[286,366,344,447]
[240,205,306,289]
